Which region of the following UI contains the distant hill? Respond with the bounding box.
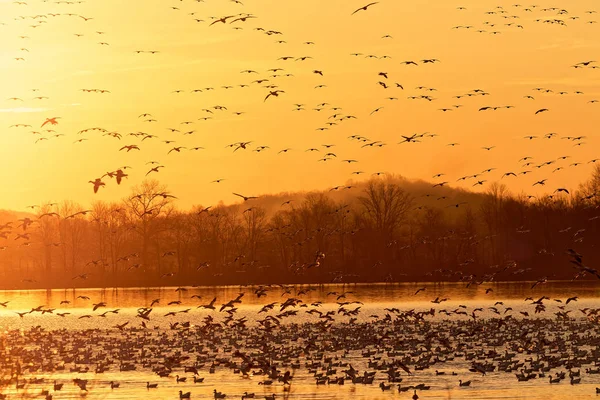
[0,170,598,290]
[216,174,485,218]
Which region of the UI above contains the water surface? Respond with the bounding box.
[0,281,599,399]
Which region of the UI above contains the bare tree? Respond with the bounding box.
[479,182,509,264]
[358,180,413,243]
[57,200,86,278]
[241,206,267,264]
[34,204,59,285]
[124,180,174,279]
[577,164,600,207]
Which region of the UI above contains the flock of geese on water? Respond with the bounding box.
[2,261,600,399]
[2,0,599,205]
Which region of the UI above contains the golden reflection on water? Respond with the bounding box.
[0,280,598,310]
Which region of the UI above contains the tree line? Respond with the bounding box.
[0,166,599,289]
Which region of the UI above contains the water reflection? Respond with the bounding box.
[1,280,599,310]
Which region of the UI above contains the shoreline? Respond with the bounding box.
[0,278,598,292]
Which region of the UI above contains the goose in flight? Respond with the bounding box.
[41,117,60,127]
[120,145,140,152]
[89,178,105,193]
[210,15,236,26]
[229,141,252,152]
[168,147,187,154]
[198,206,212,214]
[352,2,379,15]
[398,134,422,143]
[265,90,285,101]
[157,192,177,200]
[146,165,164,176]
[566,296,578,304]
[231,15,256,23]
[199,297,217,310]
[73,275,89,283]
[535,108,549,114]
[233,193,258,201]
[109,169,128,185]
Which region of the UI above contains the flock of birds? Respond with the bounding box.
[1,0,599,209]
[1,0,600,399]
[2,282,600,399]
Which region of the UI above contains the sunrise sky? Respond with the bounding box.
[0,0,599,211]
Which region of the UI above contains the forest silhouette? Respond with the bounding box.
[0,166,598,290]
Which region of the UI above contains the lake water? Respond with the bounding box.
[0,281,599,399]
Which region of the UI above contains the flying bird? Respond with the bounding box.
[233,193,258,201]
[89,178,105,194]
[41,117,60,127]
[352,2,379,15]
[264,90,285,101]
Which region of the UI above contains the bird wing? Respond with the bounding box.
[397,362,412,375]
[352,2,377,14]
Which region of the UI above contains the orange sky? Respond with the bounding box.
[0,0,599,211]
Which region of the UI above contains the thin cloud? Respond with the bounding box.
[0,107,50,113]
